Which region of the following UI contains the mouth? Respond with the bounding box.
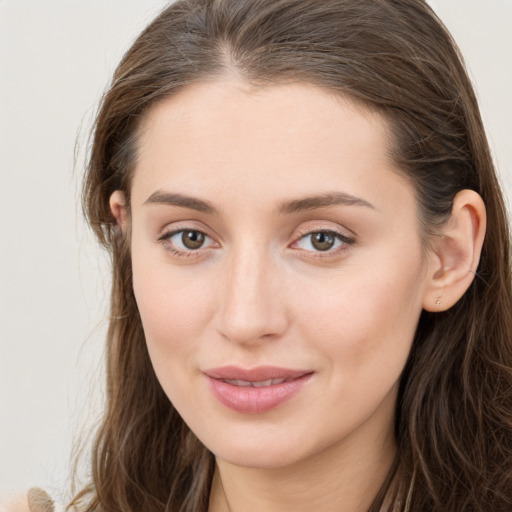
[204,366,313,414]
[220,377,291,387]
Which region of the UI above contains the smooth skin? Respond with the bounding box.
[110,79,486,512]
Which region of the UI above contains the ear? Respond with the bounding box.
[422,189,486,312]
[109,190,129,232]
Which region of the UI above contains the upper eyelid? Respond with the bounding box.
[300,229,353,240]
[159,226,208,238]
[159,227,216,244]
[292,223,356,241]
[157,221,217,240]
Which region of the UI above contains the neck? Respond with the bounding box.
[208,420,397,512]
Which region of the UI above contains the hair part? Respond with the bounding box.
[74,1,512,510]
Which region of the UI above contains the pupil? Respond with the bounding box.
[312,232,335,251]
[182,230,204,249]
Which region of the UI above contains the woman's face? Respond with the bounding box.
[124,80,434,468]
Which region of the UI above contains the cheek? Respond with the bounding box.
[132,266,216,416]
[295,252,426,380]
[131,252,216,377]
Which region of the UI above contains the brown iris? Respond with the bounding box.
[181,230,205,249]
[311,231,336,251]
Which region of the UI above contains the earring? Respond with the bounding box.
[435,297,442,307]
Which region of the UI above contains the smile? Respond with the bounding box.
[204,366,313,414]
[221,378,289,387]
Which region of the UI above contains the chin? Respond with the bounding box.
[214,445,305,469]
[197,424,324,470]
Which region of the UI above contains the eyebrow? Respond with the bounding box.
[144,191,217,214]
[143,190,374,215]
[277,192,375,214]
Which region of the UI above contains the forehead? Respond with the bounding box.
[131,79,410,212]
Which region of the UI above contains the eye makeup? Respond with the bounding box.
[156,223,356,262]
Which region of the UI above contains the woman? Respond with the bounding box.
[64,0,512,510]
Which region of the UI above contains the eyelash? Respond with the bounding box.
[291,229,355,258]
[158,229,217,258]
[157,227,355,259]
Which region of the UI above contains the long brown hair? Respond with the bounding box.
[72,0,512,510]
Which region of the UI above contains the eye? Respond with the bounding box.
[176,230,206,250]
[293,230,354,253]
[159,228,217,255]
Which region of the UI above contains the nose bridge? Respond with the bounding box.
[217,241,286,345]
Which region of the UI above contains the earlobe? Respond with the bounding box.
[423,189,486,312]
[109,190,129,232]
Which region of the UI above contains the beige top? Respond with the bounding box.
[0,489,55,512]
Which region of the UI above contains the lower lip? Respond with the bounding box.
[206,374,313,414]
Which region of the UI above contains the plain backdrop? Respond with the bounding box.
[1,0,511,502]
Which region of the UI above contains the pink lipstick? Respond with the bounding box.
[204,366,313,414]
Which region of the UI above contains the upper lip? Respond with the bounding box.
[204,366,312,381]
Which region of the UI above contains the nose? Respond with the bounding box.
[215,246,289,346]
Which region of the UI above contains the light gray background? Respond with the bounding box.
[1,0,511,502]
